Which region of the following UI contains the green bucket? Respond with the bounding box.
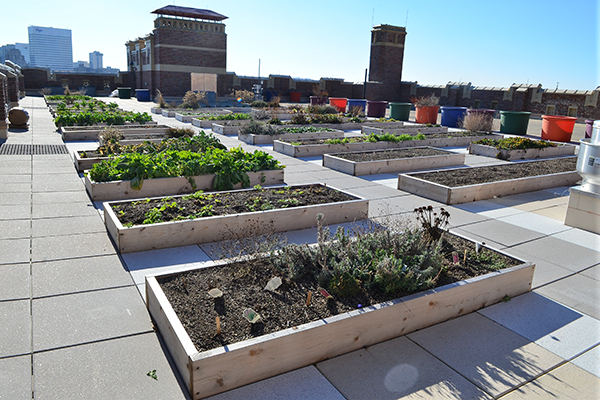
[500,111,531,135]
[389,102,412,121]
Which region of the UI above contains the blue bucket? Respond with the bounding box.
[440,106,468,128]
[136,89,151,102]
[346,99,367,113]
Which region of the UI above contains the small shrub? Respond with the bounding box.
[98,127,124,146]
[414,206,450,242]
[460,112,495,133]
[310,83,328,97]
[412,94,440,107]
[290,112,311,125]
[307,104,338,115]
[230,89,254,104]
[347,105,365,118]
[251,108,270,120]
[239,120,281,136]
[167,127,195,138]
[155,89,167,108]
[251,100,268,108]
[268,96,281,108]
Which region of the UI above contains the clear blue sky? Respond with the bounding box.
[2,0,598,90]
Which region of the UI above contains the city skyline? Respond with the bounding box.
[0,0,598,90]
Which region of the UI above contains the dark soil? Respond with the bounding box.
[112,184,355,226]
[158,233,522,352]
[334,147,451,162]
[284,131,495,145]
[62,124,167,131]
[412,157,578,187]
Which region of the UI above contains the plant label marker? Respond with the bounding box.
[452,251,460,265]
[216,316,221,335]
[243,308,262,324]
[264,277,282,292]
[208,288,223,298]
[319,289,333,300]
[306,291,312,307]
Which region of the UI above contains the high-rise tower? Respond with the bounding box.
[368,25,406,100]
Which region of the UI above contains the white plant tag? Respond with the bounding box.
[264,277,282,292]
[208,288,223,298]
[243,308,262,324]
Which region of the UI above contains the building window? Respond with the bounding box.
[567,106,577,117]
[491,101,498,110]
[545,105,556,115]
[473,99,481,108]
[103,81,110,89]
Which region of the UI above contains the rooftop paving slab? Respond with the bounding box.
[31,214,106,237]
[33,333,187,399]
[31,231,117,262]
[0,219,31,240]
[0,355,31,400]
[31,254,134,298]
[0,300,31,358]
[0,238,32,264]
[0,263,30,301]
[32,285,152,352]
[407,312,565,398]
[571,345,600,378]
[534,273,600,320]
[317,336,491,400]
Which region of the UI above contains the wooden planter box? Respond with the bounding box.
[104,184,368,253]
[85,169,284,202]
[361,125,449,135]
[161,110,176,118]
[74,151,109,172]
[468,142,576,160]
[60,124,166,141]
[192,119,251,129]
[274,133,502,158]
[323,147,465,176]
[175,113,193,123]
[150,107,162,114]
[398,161,581,205]
[146,243,534,399]
[238,129,344,145]
[211,121,252,135]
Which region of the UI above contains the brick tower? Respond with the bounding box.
[368,24,407,101]
[126,5,228,97]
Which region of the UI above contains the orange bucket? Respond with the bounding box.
[328,98,347,113]
[541,115,577,142]
[415,106,439,124]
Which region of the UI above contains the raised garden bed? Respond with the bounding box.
[275,132,502,157]
[361,125,448,135]
[104,184,368,253]
[398,157,580,204]
[323,147,465,176]
[60,124,163,141]
[192,113,252,129]
[238,126,345,145]
[468,137,576,160]
[146,228,534,399]
[211,121,253,135]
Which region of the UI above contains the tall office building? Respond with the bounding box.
[89,51,103,70]
[28,26,73,71]
[0,43,29,67]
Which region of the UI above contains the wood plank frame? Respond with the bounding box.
[323,147,465,176]
[274,134,503,158]
[468,142,576,161]
[238,129,344,145]
[105,183,368,253]
[146,240,534,399]
[85,169,285,202]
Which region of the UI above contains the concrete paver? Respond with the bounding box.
[0,355,32,400]
[572,345,600,378]
[31,231,116,262]
[535,273,600,320]
[0,263,30,301]
[0,300,31,358]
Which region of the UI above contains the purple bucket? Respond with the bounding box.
[585,120,595,139]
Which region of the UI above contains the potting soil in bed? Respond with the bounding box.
[158,233,521,352]
[334,147,451,162]
[412,157,577,187]
[284,131,494,145]
[112,184,355,226]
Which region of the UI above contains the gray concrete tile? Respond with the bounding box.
[122,245,215,285]
[31,232,116,262]
[32,215,106,237]
[0,204,31,220]
[479,292,600,360]
[32,173,85,192]
[0,355,31,400]
[0,191,31,206]
[33,333,187,399]
[499,362,600,400]
[496,212,571,236]
[32,285,151,351]
[32,201,99,219]
[32,190,92,204]
[0,263,30,301]
[0,174,32,183]
[509,236,600,273]
[317,336,490,400]
[499,247,575,288]
[0,219,31,240]
[552,228,600,253]
[1,182,31,192]
[0,300,31,357]
[451,219,544,248]
[407,312,564,398]
[581,264,600,282]
[0,238,31,264]
[344,184,406,200]
[208,366,345,400]
[572,345,600,378]
[534,273,600,320]
[444,205,490,228]
[0,162,31,175]
[32,254,133,298]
